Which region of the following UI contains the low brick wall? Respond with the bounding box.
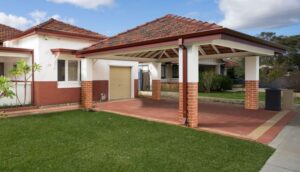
[161,83,179,92]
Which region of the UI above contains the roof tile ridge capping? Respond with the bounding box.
[79,14,173,51]
[81,37,111,50]
[13,18,107,40]
[81,14,221,50]
[97,14,179,41]
[166,14,223,29]
[0,23,22,32]
[26,18,55,31]
[48,18,107,38]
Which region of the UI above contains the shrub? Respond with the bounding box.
[199,74,233,92]
[212,75,223,91]
[219,75,233,90]
[201,71,215,92]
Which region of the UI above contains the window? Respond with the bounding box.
[57,59,80,88]
[161,64,166,79]
[57,60,65,81]
[0,63,4,76]
[68,61,78,81]
[172,64,179,78]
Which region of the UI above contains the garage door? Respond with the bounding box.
[109,66,131,100]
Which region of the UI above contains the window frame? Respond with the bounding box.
[161,64,166,79]
[172,64,179,78]
[57,58,81,88]
[0,63,4,76]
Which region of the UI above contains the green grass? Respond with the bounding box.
[0,110,274,172]
[199,91,300,104]
[199,91,266,101]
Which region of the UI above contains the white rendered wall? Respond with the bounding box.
[36,35,95,81]
[179,46,199,83]
[149,62,161,80]
[0,82,31,106]
[6,35,96,82]
[92,59,139,98]
[245,56,259,81]
[199,59,218,65]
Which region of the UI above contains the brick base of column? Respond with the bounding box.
[187,83,198,128]
[81,81,93,109]
[245,80,259,110]
[134,79,139,98]
[178,82,199,127]
[178,83,185,124]
[152,80,161,100]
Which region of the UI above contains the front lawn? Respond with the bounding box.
[0,111,273,172]
[199,91,300,104]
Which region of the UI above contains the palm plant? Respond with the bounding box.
[9,60,41,105]
[0,76,14,99]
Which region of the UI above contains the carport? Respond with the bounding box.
[77,14,285,128]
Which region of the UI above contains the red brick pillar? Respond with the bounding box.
[81,81,93,109]
[81,59,93,109]
[152,80,161,100]
[187,83,198,127]
[245,56,260,110]
[245,80,259,110]
[134,79,139,98]
[178,45,199,128]
[178,83,184,123]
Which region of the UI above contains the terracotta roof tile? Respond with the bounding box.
[15,18,107,40]
[0,24,22,43]
[83,14,223,51]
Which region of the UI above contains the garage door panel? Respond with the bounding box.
[110,67,131,100]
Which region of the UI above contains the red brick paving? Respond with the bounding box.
[257,111,297,144]
[199,102,277,135]
[95,98,292,143]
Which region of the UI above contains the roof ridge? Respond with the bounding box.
[47,18,107,38]
[83,14,223,51]
[0,23,22,32]
[105,14,175,41]
[165,14,222,29]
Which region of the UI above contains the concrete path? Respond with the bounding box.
[261,109,300,172]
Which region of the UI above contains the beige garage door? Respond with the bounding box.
[109,66,131,100]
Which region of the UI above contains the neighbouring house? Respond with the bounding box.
[139,56,236,92]
[0,14,285,128]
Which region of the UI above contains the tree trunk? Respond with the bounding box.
[14,77,21,105]
[24,75,27,105]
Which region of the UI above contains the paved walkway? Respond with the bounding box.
[261,110,300,172]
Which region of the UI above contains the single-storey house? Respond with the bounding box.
[0,14,285,127]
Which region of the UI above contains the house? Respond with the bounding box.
[1,19,139,106]
[0,14,285,128]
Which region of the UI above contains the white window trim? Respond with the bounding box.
[57,58,81,88]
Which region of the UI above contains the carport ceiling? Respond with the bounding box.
[116,44,245,60]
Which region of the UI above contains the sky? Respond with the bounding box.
[0,0,300,37]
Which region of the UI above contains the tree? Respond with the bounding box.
[9,60,41,105]
[0,76,14,99]
[9,67,22,105]
[258,32,300,70]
